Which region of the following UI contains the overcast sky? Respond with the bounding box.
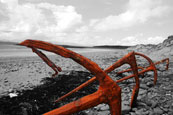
[0,0,172,46]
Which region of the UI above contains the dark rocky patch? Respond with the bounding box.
[0,71,98,115]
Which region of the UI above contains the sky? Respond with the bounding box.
[0,0,173,46]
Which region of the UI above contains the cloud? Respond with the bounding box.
[0,0,82,41]
[90,0,169,31]
[117,34,165,46]
[0,0,170,46]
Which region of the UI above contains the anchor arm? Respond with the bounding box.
[154,58,169,71]
[31,47,62,77]
[19,39,122,115]
[44,90,105,115]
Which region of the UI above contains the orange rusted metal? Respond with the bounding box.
[55,52,159,107]
[19,39,122,115]
[117,58,169,79]
[31,47,62,77]
[18,39,169,115]
[154,58,169,71]
[116,66,145,77]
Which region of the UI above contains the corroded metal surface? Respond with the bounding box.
[154,58,169,71]
[19,39,169,115]
[31,47,62,77]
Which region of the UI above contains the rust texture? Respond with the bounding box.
[18,39,169,115]
[31,47,62,77]
[154,58,169,71]
[117,57,169,77]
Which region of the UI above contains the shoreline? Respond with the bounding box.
[0,49,126,98]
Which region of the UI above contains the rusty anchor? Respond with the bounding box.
[18,39,169,115]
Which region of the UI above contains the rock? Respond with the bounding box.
[122,87,130,93]
[19,102,32,112]
[122,93,129,100]
[136,102,148,108]
[142,111,149,115]
[146,82,154,87]
[135,110,143,115]
[100,104,109,111]
[161,107,168,112]
[151,100,158,108]
[168,108,173,113]
[21,107,28,115]
[94,104,109,111]
[163,104,169,108]
[134,108,149,115]
[122,100,129,105]
[122,105,131,114]
[148,110,154,115]
[153,107,163,114]
[137,95,143,100]
[122,101,131,114]
[9,93,18,98]
[129,112,136,115]
[132,107,138,112]
[140,84,149,89]
[97,110,110,115]
[168,111,173,115]
[139,89,147,95]
[122,93,127,100]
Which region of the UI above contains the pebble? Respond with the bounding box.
[122,105,131,114]
[129,112,136,115]
[135,110,142,115]
[137,95,143,100]
[97,110,110,115]
[94,104,109,111]
[132,107,138,112]
[162,107,168,112]
[21,107,28,115]
[168,111,173,115]
[146,82,154,87]
[151,100,158,108]
[9,93,18,98]
[122,87,130,93]
[153,107,164,114]
[136,102,148,108]
[100,104,109,111]
[140,84,149,89]
[122,101,129,105]
[122,93,129,100]
[139,89,147,95]
[122,101,131,114]
[148,110,154,115]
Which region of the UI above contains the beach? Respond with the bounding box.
[0,48,126,96]
[0,48,173,115]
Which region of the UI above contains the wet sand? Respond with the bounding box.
[0,48,126,97]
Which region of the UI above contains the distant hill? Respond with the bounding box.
[0,41,91,49]
[156,35,173,50]
[127,44,157,53]
[93,45,130,49]
[127,35,173,60]
[0,40,131,49]
[152,35,173,58]
[60,45,91,48]
[0,41,18,45]
[0,41,23,49]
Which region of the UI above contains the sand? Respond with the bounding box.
[0,48,126,97]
